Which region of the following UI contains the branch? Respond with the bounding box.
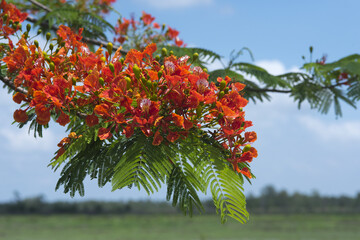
[28,0,52,12]
[0,75,28,95]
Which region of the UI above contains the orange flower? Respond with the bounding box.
[98,127,112,140]
[56,112,70,126]
[166,131,180,143]
[35,105,51,125]
[12,92,27,104]
[152,130,163,146]
[240,167,252,179]
[172,112,184,128]
[245,131,257,142]
[167,27,179,39]
[142,11,155,26]
[13,109,28,123]
[85,114,99,127]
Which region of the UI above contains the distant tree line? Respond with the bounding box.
[1,186,360,215]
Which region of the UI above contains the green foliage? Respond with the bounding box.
[36,6,114,40]
[51,129,249,223]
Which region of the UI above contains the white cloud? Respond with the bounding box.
[135,0,214,9]
[255,59,301,75]
[298,115,360,142]
[0,127,58,152]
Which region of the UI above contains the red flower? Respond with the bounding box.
[85,114,99,127]
[166,131,180,143]
[56,112,70,126]
[240,167,252,179]
[98,127,112,140]
[245,131,257,142]
[12,92,27,104]
[142,11,155,26]
[13,109,28,123]
[152,130,163,146]
[167,27,179,39]
[35,105,51,125]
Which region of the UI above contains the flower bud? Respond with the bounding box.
[218,112,224,119]
[2,14,8,22]
[224,87,229,94]
[49,43,54,51]
[109,63,115,73]
[155,55,160,61]
[192,52,199,61]
[49,62,55,72]
[157,70,163,79]
[146,80,152,89]
[26,23,31,32]
[309,46,313,53]
[46,32,51,41]
[169,50,174,55]
[34,40,39,48]
[99,77,105,86]
[125,77,132,89]
[107,42,113,55]
[243,144,251,152]
[37,29,42,35]
[220,80,226,90]
[218,91,225,98]
[100,56,106,62]
[72,77,77,85]
[133,64,141,79]
[161,48,168,56]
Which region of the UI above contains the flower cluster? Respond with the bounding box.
[1,1,257,178]
[0,0,27,46]
[114,11,185,51]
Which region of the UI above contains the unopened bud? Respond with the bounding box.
[169,50,174,55]
[243,144,251,152]
[220,80,226,90]
[2,14,8,22]
[125,77,132,89]
[49,43,54,51]
[109,63,115,73]
[26,24,31,32]
[218,91,225,98]
[155,55,160,61]
[46,32,51,41]
[224,87,229,94]
[161,48,168,56]
[133,64,141,79]
[49,62,55,72]
[157,70,163,79]
[72,77,77,85]
[107,42,113,55]
[309,46,313,53]
[34,40,39,48]
[100,56,106,62]
[37,29,42,35]
[192,52,199,61]
[146,80,152,89]
[99,77,105,86]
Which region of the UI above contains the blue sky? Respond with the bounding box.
[0,0,359,202]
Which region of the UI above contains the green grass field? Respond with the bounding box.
[0,214,359,240]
